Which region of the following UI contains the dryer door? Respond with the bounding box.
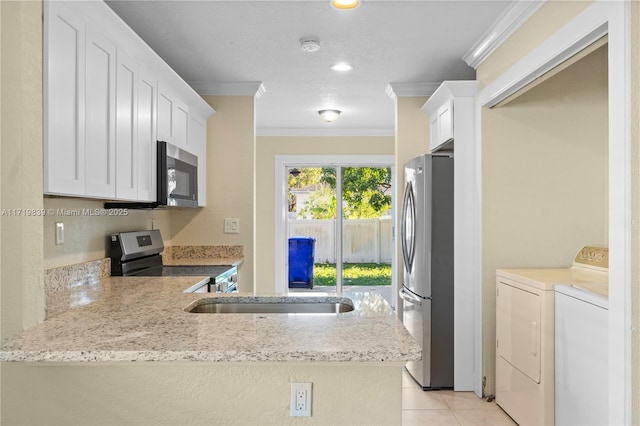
[496,281,541,383]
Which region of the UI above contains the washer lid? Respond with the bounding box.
[555,283,609,308]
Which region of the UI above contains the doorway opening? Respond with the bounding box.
[274,155,396,308]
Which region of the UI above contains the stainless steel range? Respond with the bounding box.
[109,230,238,293]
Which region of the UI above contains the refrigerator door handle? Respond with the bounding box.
[401,181,416,273]
[399,287,423,306]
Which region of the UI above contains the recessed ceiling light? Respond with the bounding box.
[331,0,360,10]
[300,38,321,53]
[330,63,354,72]
[318,109,341,122]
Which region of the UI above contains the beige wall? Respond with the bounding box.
[0,0,45,339]
[255,136,394,294]
[2,362,402,425]
[171,96,255,291]
[480,39,608,394]
[394,96,430,317]
[42,198,172,269]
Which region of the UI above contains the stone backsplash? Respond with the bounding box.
[164,245,244,261]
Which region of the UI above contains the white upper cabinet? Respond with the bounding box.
[44,1,214,202]
[422,82,479,153]
[44,2,85,196]
[435,99,453,149]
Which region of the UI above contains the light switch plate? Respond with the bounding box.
[224,218,239,234]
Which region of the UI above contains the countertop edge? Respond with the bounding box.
[0,349,422,363]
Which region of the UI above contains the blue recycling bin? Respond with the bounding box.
[288,237,316,289]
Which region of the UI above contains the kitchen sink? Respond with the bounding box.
[185,297,354,314]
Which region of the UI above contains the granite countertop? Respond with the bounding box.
[0,276,421,363]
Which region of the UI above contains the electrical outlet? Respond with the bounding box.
[55,222,64,245]
[224,218,240,234]
[290,383,312,417]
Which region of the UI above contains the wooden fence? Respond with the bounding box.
[287,217,392,264]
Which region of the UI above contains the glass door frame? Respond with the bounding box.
[274,155,395,306]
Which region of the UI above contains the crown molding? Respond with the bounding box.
[462,0,546,69]
[256,127,394,137]
[385,82,441,99]
[188,81,265,97]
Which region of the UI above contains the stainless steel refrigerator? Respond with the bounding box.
[400,154,454,390]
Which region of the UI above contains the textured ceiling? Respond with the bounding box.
[106,0,511,135]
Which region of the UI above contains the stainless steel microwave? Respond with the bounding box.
[157,141,198,207]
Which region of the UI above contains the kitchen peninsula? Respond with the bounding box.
[1,275,420,425]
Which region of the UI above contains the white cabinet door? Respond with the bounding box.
[174,100,189,149]
[137,68,157,202]
[189,115,207,206]
[429,115,439,153]
[84,27,116,198]
[44,3,85,195]
[429,99,453,152]
[115,49,138,200]
[157,84,174,143]
[437,100,453,144]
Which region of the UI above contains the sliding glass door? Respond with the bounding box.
[285,164,393,299]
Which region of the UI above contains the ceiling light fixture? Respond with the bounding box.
[331,0,360,10]
[300,38,321,53]
[330,63,353,72]
[318,109,341,122]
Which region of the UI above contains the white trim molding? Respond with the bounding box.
[188,81,265,98]
[477,1,632,422]
[385,82,441,99]
[256,127,394,137]
[462,0,546,69]
[478,11,608,108]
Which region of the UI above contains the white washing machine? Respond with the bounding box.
[495,247,608,426]
[555,283,608,425]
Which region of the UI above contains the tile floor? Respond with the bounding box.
[401,370,517,426]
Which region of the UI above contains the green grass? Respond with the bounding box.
[312,263,391,286]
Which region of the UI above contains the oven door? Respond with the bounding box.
[157,141,198,207]
[210,266,238,293]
